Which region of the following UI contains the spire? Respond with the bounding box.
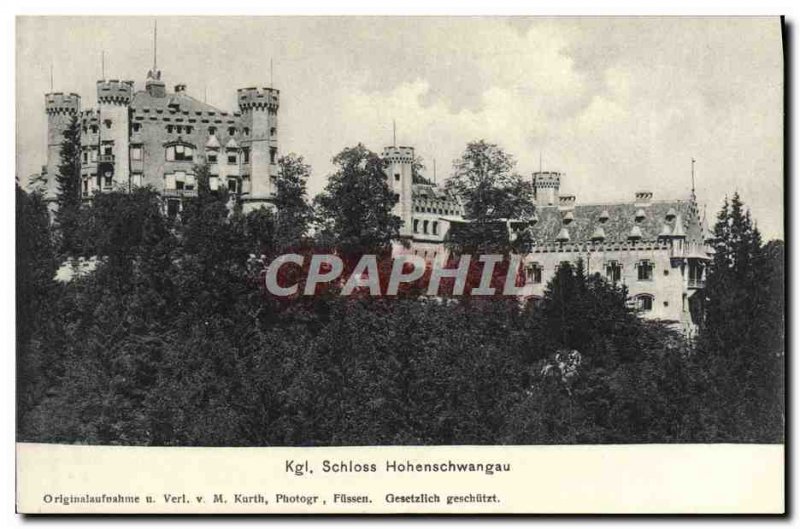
[691,157,696,196]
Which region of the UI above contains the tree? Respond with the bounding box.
[446,140,535,222]
[445,140,535,253]
[698,192,784,442]
[314,144,401,255]
[55,115,83,255]
[273,154,314,250]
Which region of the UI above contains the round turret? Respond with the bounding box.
[44,92,81,115]
[237,87,280,112]
[96,79,134,105]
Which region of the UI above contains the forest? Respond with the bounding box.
[16,122,785,445]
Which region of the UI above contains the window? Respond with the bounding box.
[606,261,622,283]
[270,126,277,137]
[228,179,238,193]
[207,150,218,164]
[166,144,194,162]
[166,125,174,134]
[526,263,543,284]
[432,221,439,235]
[208,126,217,136]
[103,174,112,188]
[82,179,88,196]
[132,173,142,187]
[637,260,654,281]
[228,127,236,136]
[270,147,277,164]
[395,173,401,181]
[130,146,142,161]
[132,122,141,132]
[227,151,238,165]
[82,152,88,163]
[413,219,419,233]
[636,294,654,312]
[243,127,250,136]
[102,144,113,156]
[104,119,112,129]
[242,148,250,164]
[91,125,98,134]
[186,126,193,134]
[423,220,429,234]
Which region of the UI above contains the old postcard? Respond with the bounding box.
[15,16,784,514]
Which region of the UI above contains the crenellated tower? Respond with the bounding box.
[532,170,562,207]
[237,87,280,212]
[96,79,134,190]
[382,145,415,237]
[44,92,81,201]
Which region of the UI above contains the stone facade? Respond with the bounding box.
[40,67,279,215]
[390,158,713,335]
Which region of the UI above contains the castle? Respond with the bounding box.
[35,43,712,335]
[384,150,713,335]
[38,62,279,216]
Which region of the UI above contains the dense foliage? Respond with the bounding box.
[16,144,784,445]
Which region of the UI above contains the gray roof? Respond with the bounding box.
[529,198,704,245]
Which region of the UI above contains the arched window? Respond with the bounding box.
[635,294,654,312]
[413,219,419,233]
[432,221,439,235]
[165,143,194,162]
[423,220,429,234]
[525,263,543,284]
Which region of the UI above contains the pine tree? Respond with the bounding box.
[699,192,783,442]
[55,115,83,256]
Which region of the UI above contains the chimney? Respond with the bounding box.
[635,191,653,206]
[558,194,576,210]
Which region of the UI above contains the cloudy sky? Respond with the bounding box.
[16,16,783,239]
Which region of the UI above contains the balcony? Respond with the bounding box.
[163,188,198,198]
[97,154,115,163]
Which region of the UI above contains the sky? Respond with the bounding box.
[16,16,784,239]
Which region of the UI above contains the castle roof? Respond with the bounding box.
[130,89,232,117]
[528,198,704,246]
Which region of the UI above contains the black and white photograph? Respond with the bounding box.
[13,14,785,514]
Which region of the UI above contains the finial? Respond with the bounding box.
[393,119,396,147]
[539,150,542,172]
[691,157,696,195]
[101,50,105,79]
[270,58,273,88]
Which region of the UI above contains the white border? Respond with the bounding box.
[3,2,794,527]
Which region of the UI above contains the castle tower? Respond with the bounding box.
[44,92,81,201]
[237,87,280,213]
[532,171,562,206]
[382,145,414,238]
[96,80,134,191]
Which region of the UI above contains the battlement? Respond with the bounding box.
[96,79,134,105]
[237,87,280,111]
[45,92,81,115]
[559,194,577,207]
[532,171,562,187]
[382,146,415,163]
[635,190,654,204]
